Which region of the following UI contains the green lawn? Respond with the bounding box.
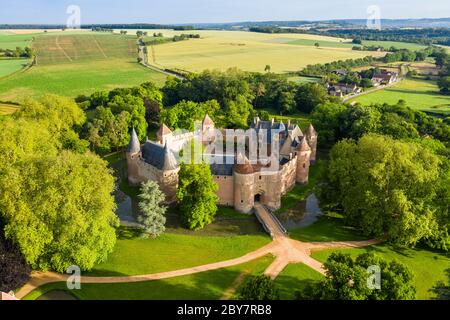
[24,255,274,300]
[86,228,270,276]
[260,109,312,131]
[289,213,368,242]
[350,78,450,116]
[0,58,30,78]
[312,245,450,300]
[275,263,324,300]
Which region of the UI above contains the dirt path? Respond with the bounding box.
[16,206,379,299]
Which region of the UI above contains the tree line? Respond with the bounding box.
[0,46,34,58]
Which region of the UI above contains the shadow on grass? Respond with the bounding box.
[27,266,253,300]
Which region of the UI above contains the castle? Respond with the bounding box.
[127,115,317,214]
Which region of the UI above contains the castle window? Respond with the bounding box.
[303,163,306,168]
[259,176,262,180]
[241,200,243,203]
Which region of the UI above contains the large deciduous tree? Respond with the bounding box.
[177,162,219,230]
[138,181,167,238]
[321,134,444,247]
[238,275,279,300]
[296,252,416,300]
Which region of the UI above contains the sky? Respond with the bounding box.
[1,0,450,25]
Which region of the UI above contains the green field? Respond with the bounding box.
[0,33,34,49]
[312,245,450,300]
[283,38,426,51]
[24,255,274,300]
[0,32,167,101]
[86,228,270,276]
[0,58,30,78]
[351,78,450,115]
[144,30,384,73]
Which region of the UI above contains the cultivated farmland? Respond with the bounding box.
[0,31,167,101]
[142,30,385,73]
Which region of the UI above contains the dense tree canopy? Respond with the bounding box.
[0,231,31,293]
[177,162,219,230]
[238,275,279,300]
[0,96,118,273]
[320,134,448,247]
[297,252,416,300]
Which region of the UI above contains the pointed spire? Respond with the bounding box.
[127,127,141,154]
[162,142,178,171]
[235,152,253,174]
[202,114,214,126]
[158,124,172,138]
[305,124,316,137]
[297,137,311,152]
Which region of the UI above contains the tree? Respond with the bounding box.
[137,181,167,238]
[352,38,362,45]
[238,275,279,300]
[321,134,443,247]
[296,253,416,300]
[438,76,450,95]
[295,83,328,113]
[314,42,320,48]
[0,231,31,292]
[430,269,450,300]
[264,65,271,73]
[0,151,118,272]
[177,162,219,230]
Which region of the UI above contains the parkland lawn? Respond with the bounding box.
[351,78,450,115]
[86,228,270,276]
[24,255,274,300]
[312,245,450,300]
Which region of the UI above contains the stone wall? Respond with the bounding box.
[214,175,235,206]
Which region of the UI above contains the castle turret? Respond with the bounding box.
[127,128,141,186]
[305,124,318,163]
[157,124,172,145]
[295,137,311,184]
[234,153,255,213]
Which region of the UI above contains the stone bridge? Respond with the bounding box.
[253,203,288,239]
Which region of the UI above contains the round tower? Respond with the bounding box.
[126,128,141,186]
[296,137,311,184]
[233,154,255,214]
[305,124,318,163]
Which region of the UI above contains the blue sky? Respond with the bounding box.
[1,0,450,24]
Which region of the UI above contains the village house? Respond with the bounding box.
[371,70,399,86]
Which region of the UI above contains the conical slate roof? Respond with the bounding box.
[305,124,316,137]
[127,128,141,153]
[141,141,178,171]
[297,137,311,152]
[203,114,214,126]
[162,143,178,171]
[158,124,172,137]
[235,153,254,174]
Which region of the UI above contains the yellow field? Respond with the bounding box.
[0,103,19,115]
[139,30,385,73]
